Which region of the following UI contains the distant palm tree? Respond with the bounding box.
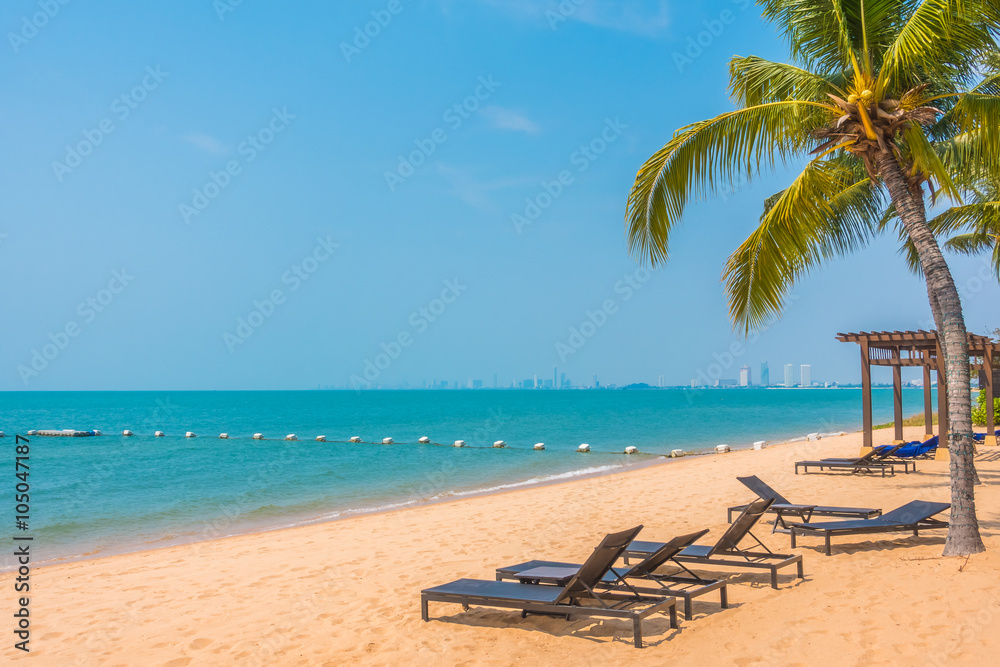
[625,0,1000,555]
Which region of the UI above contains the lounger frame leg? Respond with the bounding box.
[720,586,728,609]
[825,534,832,556]
[421,597,429,622]
[633,617,643,648]
[770,567,778,589]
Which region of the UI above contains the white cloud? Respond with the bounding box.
[182,133,229,155]
[480,106,541,134]
[471,0,670,36]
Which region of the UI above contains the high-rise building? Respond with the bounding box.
[472,379,483,389]
[658,374,665,388]
[533,374,539,389]
[760,362,769,387]
[560,372,566,389]
[554,366,558,390]
[593,374,599,388]
[784,364,794,387]
[739,365,752,387]
[801,364,811,388]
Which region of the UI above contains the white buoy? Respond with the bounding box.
[154,431,164,437]
[753,440,768,450]
[577,443,591,452]
[493,440,507,448]
[670,449,684,458]
[807,432,821,441]
[316,435,327,442]
[0,431,5,437]
[350,436,362,443]
[253,433,264,440]
[418,437,430,443]
[220,433,229,439]
[286,434,298,441]
[716,444,731,453]
[624,446,639,455]
[534,443,545,450]
[453,440,467,448]
[122,430,134,437]
[382,437,394,444]
[186,432,196,438]
[92,430,103,436]
[27,430,38,436]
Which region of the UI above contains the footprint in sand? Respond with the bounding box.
[162,658,192,666]
[189,638,212,649]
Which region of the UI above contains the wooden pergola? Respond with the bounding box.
[837,330,999,460]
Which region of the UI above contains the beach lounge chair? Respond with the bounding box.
[421,525,678,648]
[496,529,727,619]
[973,429,1000,442]
[794,444,907,476]
[789,500,950,555]
[623,499,804,589]
[875,436,938,460]
[818,443,917,473]
[727,475,882,532]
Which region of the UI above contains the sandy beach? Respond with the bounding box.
[9,426,999,666]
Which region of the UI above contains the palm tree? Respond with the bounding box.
[625,0,1000,556]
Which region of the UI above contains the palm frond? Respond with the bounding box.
[758,0,857,74]
[729,56,849,105]
[949,93,1000,161]
[723,156,884,331]
[877,0,999,96]
[902,124,962,200]
[625,101,830,265]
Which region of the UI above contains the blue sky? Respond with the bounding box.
[1,0,997,391]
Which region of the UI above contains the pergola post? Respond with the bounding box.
[936,339,950,462]
[837,329,999,460]
[892,348,904,444]
[985,348,996,447]
[923,359,934,439]
[861,341,873,454]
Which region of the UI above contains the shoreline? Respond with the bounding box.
[24,426,851,573]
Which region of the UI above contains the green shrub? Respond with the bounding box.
[972,389,1000,427]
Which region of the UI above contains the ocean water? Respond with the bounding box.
[0,388,930,566]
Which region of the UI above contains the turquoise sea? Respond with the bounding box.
[1,388,931,567]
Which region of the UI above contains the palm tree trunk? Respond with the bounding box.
[875,150,985,556]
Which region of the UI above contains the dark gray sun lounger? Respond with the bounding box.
[794,444,906,476]
[727,475,882,532]
[623,499,804,589]
[820,443,917,473]
[421,525,678,648]
[496,529,727,619]
[789,500,950,555]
